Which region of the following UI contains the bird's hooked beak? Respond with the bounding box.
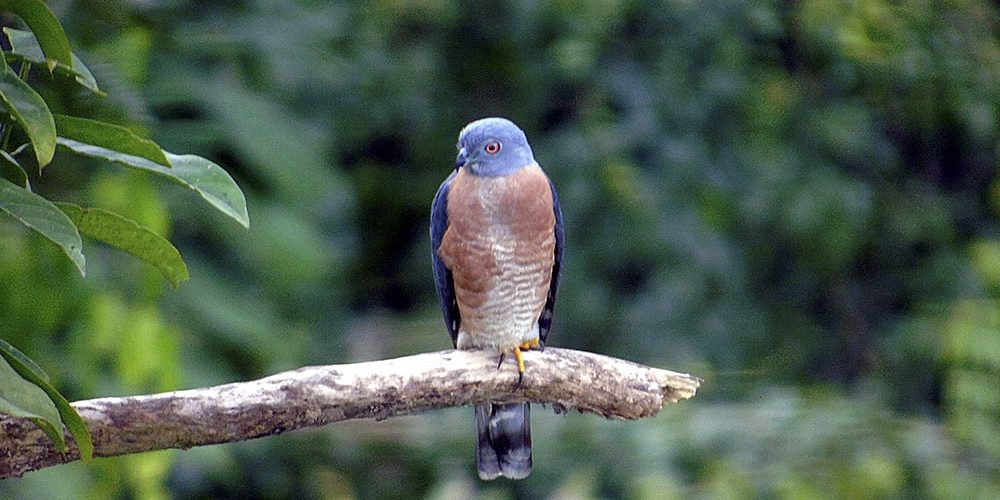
[455,147,468,171]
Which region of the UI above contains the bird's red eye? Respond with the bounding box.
[484,141,501,155]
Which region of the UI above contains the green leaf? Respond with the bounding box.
[0,0,72,71]
[0,149,29,189]
[3,28,103,96]
[57,203,190,288]
[0,176,85,275]
[0,344,66,452]
[49,386,93,462]
[55,115,170,167]
[0,339,93,461]
[56,138,250,228]
[0,338,49,383]
[0,54,56,168]
[162,153,249,228]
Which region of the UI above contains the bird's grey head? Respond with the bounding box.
[455,117,536,177]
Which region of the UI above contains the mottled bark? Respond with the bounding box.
[0,348,701,478]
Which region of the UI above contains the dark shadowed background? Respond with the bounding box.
[2,0,998,498]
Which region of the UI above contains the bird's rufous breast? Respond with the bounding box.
[438,164,556,350]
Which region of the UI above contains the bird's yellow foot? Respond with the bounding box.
[512,338,541,387]
[513,338,540,374]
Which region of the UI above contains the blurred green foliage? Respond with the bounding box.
[2,0,999,498]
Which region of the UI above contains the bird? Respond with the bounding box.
[430,117,565,480]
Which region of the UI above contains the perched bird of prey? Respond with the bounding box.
[431,117,565,480]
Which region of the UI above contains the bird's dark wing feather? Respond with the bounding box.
[431,171,460,346]
[538,177,564,345]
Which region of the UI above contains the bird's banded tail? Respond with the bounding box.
[474,402,531,480]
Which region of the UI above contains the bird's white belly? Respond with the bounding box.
[455,226,546,351]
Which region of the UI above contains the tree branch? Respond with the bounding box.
[0,348,702,478]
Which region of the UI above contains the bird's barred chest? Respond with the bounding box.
[438,164,556,350]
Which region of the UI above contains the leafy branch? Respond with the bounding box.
[0,0,249,462]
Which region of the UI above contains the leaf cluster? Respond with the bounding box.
[0,0,248,459]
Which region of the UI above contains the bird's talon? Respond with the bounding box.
[511,339,541,388]
[513,345,527,376]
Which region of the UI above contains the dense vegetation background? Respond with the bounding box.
[2,0,999,498]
